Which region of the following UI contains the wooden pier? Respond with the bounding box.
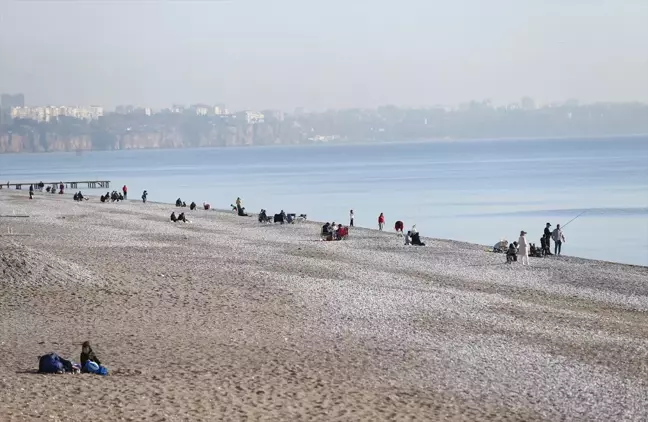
[1,181,111,190]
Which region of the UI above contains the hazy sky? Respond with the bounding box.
[1,0,647,111]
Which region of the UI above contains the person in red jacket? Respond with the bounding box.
[378,213,385,231]
[122,185,128,200]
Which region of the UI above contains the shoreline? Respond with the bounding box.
[1,133,646,156]
[29,190,648,269]
[2,189,648,421]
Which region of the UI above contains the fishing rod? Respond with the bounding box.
[561,209,588,228]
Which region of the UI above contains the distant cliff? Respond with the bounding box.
[1,102,647,153]
[0,116,286,153]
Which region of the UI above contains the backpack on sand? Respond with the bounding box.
[38,353,73,374]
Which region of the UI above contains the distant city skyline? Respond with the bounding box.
[2,93,646,117]
[1,0,647,111]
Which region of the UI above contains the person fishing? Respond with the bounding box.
[552,224,566,255]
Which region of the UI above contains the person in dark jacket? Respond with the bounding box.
[411,231,426,246]
[170,212,177,222]
[80,341,101,372]
[543,223,552,255]
[506,243,518,263]
[190,202,196,211]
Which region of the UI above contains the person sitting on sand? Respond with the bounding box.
[411,230,426,246]
[80,341,101,373]
[176,198,182,207]
[190,202,196,211]
[395,220,404,236]
[322,222,330,236]
[177,212,187,223]
[170,212,177,222]
[330,224,339,239]
[506,243,517,263]
[259,209,270,223]
[405,231,412,245]
[203,202,210,210]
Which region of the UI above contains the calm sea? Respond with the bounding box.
[1,137,647,266]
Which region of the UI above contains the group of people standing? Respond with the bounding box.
[516,223,566,265]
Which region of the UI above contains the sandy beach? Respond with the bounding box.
[1,189,647,421]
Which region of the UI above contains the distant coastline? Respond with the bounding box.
[2,102,647,153]
[1,132,647,155]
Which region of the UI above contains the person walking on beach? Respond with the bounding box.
[378,213,385,231]
[518,230,529,266]
[552,224,566,255]
[543,223,552,255]
[349,210,354,227]
[122,185,128,200]
[141,190,148,203]
[59,182,64,195]
[29,184,34,200]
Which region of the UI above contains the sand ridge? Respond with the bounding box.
[1,190,647,421]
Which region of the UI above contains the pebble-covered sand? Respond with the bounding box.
[1,190,647,421]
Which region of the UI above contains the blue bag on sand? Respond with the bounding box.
[84,360,108,376]
[39,353,63,373]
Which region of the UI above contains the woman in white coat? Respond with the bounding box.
[518,230,529,266]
